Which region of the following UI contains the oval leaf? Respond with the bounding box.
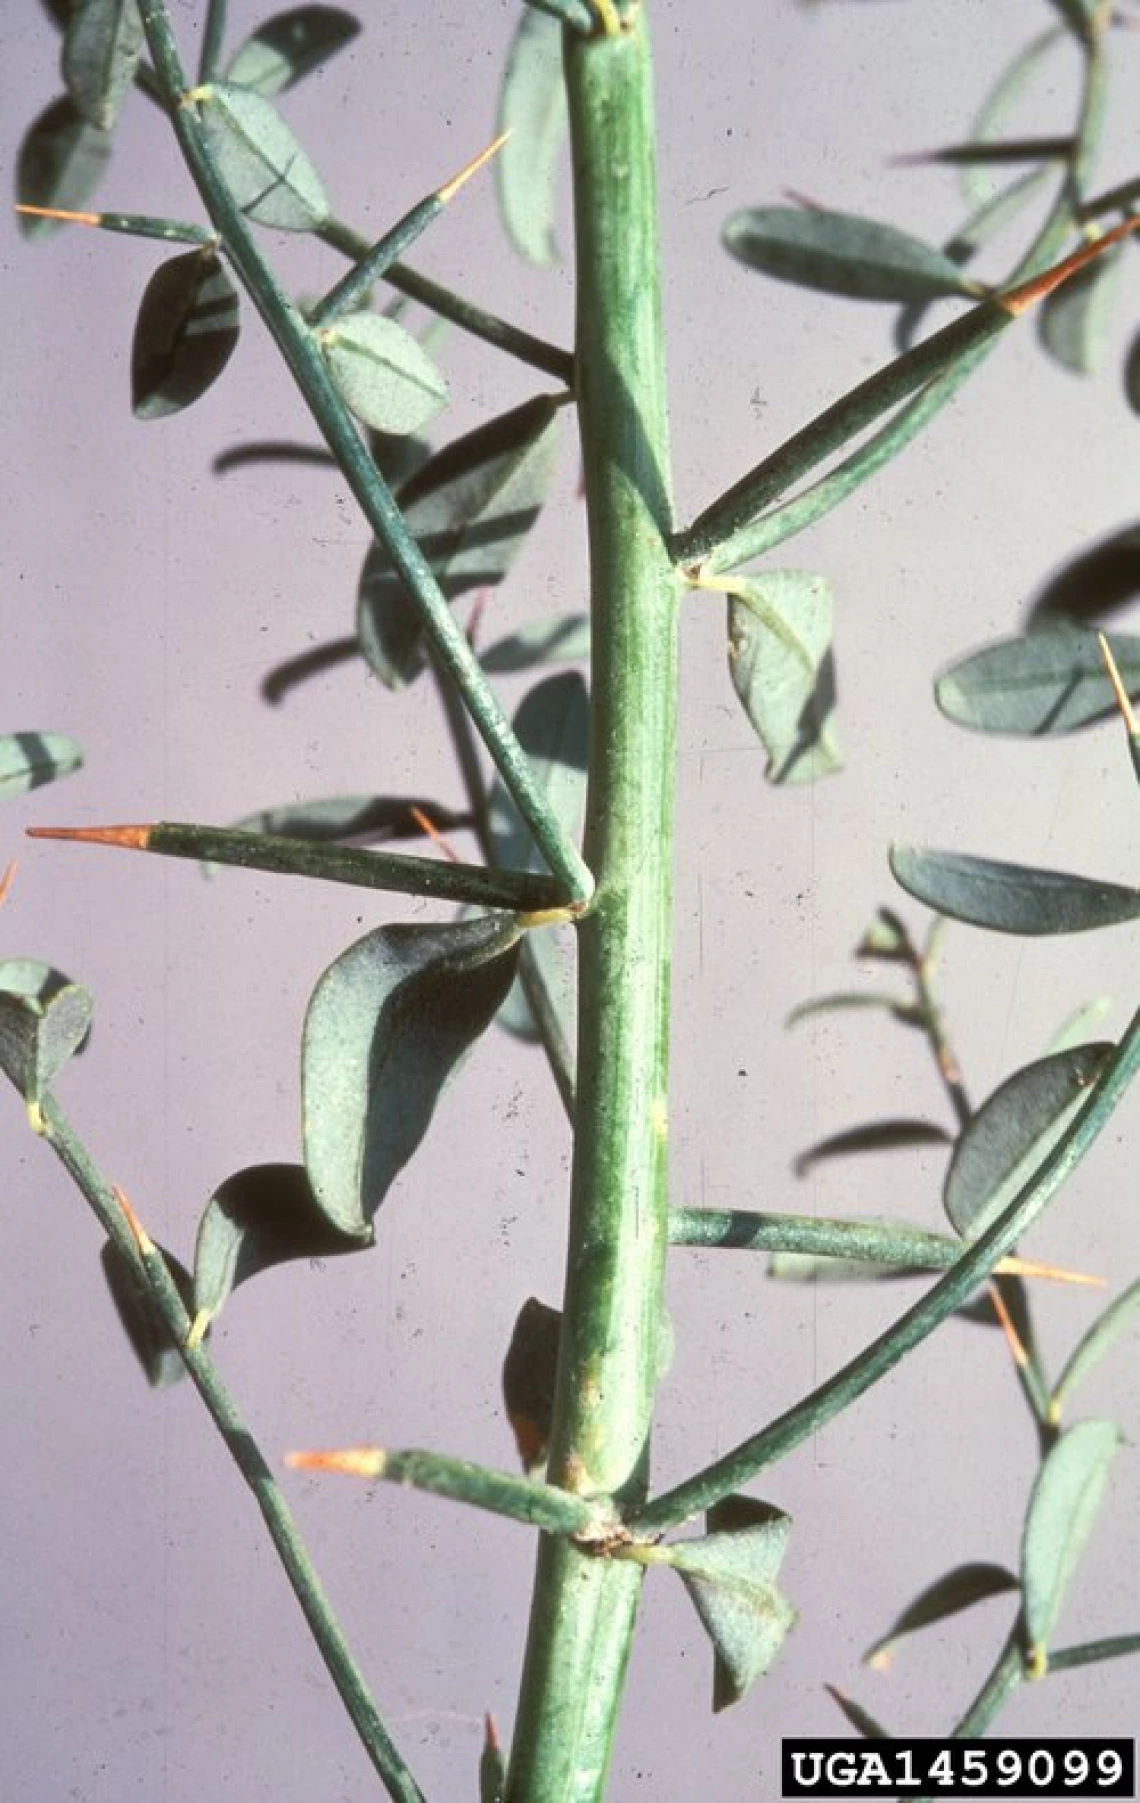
[0,959,93,1104]
[864,1563,1020,1670]
[193,1161,365,1326]
[62,0,143,131]
[936,631,1140,736]
[131,248,241,420]
[302,914,522,1236]
[1051,1277,1140,1421]
[1022,1419,1120,1671]
[198,83,329,231]
[0,731,83,800]
[890,845,1140,936]
[726,573,841,784]
[320,311,447,436]
[668,1495,796,1711]
[101,1239,196,1389]
[722,206,974,303]
[502,1295,561,1474]
[496,10,567,267]
[480,614,590,675]
[944,1043,1112,1241]
[1038,245,1124,377]
[17,95,112,235]
[488,671,589,875]
[225,5,361,96]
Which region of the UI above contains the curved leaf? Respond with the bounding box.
[793,1119,950,1177]
[62,0,143,131]
[945,1044,1112,1241]
[502,1295,561,1473]
[357,394,562,689]
[722,206,974,304]
[131,248,240,419]
[1038,245,1124,377]
[17,95,111,237]
[963,28,1065,206]
[496,9,567,267]
[488,671,589,875]
[890,845,1140,936]
[480,614,590,675]
[193,1162,364,1326]
[197,83,328,231]
[225,6,361,96]
[0,959,93,1104]
[101,1239,195,1389]
[1022,1419,1120,1673]
[726,572,840,784]
[864,1563,1020,1670]
[936,631,1140,735]
[1051,1277,1140,1421]
[319,311,448,436]
[302,914,522,1236]
[666,1495,796,1711]
[0,731,83,800]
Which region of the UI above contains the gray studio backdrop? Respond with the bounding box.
[3,3,1139,1798]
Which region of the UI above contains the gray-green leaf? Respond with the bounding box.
[319,312,448,436]
[0,731,83,800]
[225,6,361,96]
[944,1044,1111,1240]
[1022,1419,1120,1673]
[667,1495,797,1711]
[496,10,567,267]
[0,960,93,1104]
[864,1563,1020,1669]
[62,0,143,131]
[936,631,1140,736]
[17,96,112,235]
[726,573,841,783]
[722,206,975,303]
[1051,1278,1140,1422]
[964,28,1065,206]
[197,83,329,231]
[301,914,522,1236]
[131,248,240,420]
[890,846,1140,936]
[1038,245,1124,377]
[193,1162,364,1327]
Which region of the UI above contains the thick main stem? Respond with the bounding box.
[507,14,680,1801]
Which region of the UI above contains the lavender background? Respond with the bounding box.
[3,3,1139,1798]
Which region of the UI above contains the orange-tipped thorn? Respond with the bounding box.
[112,1183,156,1257]
[989,1281,1030,1369]
[286,1445,387,1480]
[484,1713,502,1754]
[438,130,510,205]
[1097,631,1140,734]
[15,203,102,227]
[410,806,461,864]
[997,1254,1104,1287]
[0,860,16,907]
[27,822,153,850]
[1000,214,1140,315]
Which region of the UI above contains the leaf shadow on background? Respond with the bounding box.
[1024,524,1140,633]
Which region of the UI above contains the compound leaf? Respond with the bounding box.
[890,846,1140,936]
[198,82,328,231]
[727,572,840,784]
[722,206,974,303]
[225,5,361,95]
[131,248,240,419]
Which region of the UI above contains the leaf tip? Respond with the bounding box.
[15,203,102,227]
[26,822,153,850]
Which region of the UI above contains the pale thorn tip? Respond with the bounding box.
[438,130,511,204]
[1097,630,1139,735]
[285,1445,386,1479]
[112,1183,156,1256]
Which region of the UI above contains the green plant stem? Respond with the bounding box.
[635,995,1140,1533]
[198,0,227,82]
[667,1205,1052,1275]
[308,1446,615,1539]
[138,0,591,907]
[310,197,443,329]
[507,17,679,1801]
[318,219,575,385]
[36,1093,424,1803]
[1050,1632,1140,1671]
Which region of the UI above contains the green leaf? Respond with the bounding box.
[131,248,240,420]
[936,631,1140,736]
[963,28,1066,205]
[480,614,590,674]
[301,914,522,1237]
[62,0,143,131]
[667,1496,796,1710]
[193,1162,364,1326]
[197,83,329,231]
[864,1563,1020,1670]
[0,731,83,800]
[1038,245,1124,377]
[726,573,841,784]
[488,671,589,875]
[357,394,562,689]
[890,846,1140,936]
[496,10,567,267]
[944,1044,1112,1241]
[502,1296,561,1474]
[0,960,93,1105]
[1051,1278,1140,1421]
[101,1239,196,1388]
[722,206,975,303]
[1022,1419,1120,1673]
[225,6,361,96]
[793,1119,950,1177]
[16,96,111,238]
[318,311,448,436]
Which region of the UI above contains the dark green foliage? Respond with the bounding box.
[722,206,976,304]
[131,247,240,418]
[225,5,361,96]
[890,846,1140,936]
[17,96,111,236]
[193,1162,366,1326]
[0,961,92,1105]
[197,82,329,230]
[1022,1420,1120,1672]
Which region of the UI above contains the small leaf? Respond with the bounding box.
[0,731,83,800]
[890,846,1140,937]
[722,206,975,303]
[1022,1419,1120,1672]
[357,395,562,689]
[726,573,840,784]
[17,95,112,234]
[864,1563,1020,1669]
[225,6,361,96]
[496,10,567,267]
[1051,1277,1140,1420]
[480,614,591,675]
[62,0,143,131]
[667,1495,796,1710]
[936,631,1140,736]
[302,914,522,1237]
[193,1162,364,1326]
[0,960,93,1104]
[101,1239,195,1388]
[197,83,329,231]
[502,1296,561,1473]
[319,311,448,435]
[944,1044,1112,1241]
[963,28,1066,205]
[1038,245,1124,377]
[488,671,589,875]
[131,248,240,420]
[793,1119,950,1177]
